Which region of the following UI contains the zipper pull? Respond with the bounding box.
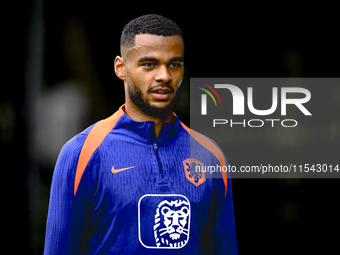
[153,143,158,150]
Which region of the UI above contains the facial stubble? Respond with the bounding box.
[127,78,182,119]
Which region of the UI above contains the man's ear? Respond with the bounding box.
[114,56,126,80]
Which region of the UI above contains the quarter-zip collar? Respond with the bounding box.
[113,105,181,144]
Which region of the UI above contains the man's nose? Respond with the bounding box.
[155,65,172,84]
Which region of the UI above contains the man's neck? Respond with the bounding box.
[124,102,174,138]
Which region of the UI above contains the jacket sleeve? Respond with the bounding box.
[213,172,238,254]
[43,134,86,254]
[202,155,238,255]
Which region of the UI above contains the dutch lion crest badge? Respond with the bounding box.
[183,158,206,187]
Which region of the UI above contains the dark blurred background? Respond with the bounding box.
[4,0,339,254]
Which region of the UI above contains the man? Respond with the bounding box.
[44,14,237,254]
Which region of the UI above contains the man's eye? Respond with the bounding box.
[169,63,182,68]
[142,63,155,68]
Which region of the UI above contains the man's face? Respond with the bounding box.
[124,34,184,118]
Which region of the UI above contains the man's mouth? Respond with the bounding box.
[149,87,173,100]
[152,90,171,94]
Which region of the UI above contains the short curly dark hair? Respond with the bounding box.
[120,14,183,55]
